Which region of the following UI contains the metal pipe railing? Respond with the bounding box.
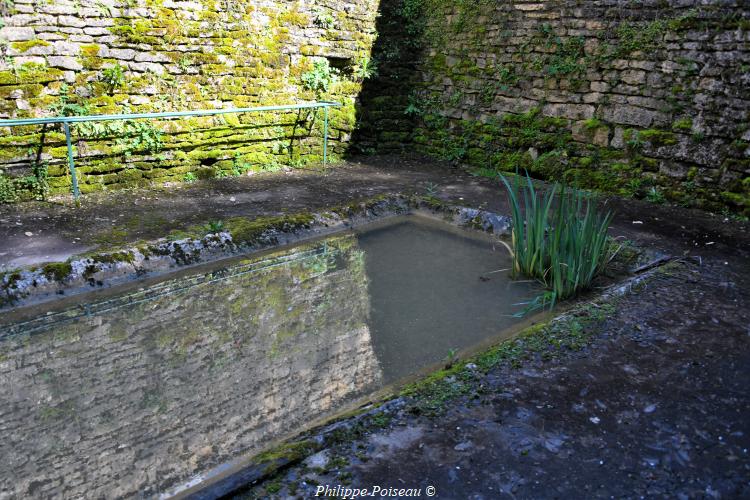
[0,101,341,201]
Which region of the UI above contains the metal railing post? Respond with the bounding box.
[323,105,329,165]
[62,121,80,201]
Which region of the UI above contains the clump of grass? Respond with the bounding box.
[500,172,614,309]
[204,220,224,233]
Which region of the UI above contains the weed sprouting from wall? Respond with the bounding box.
[301,60,340,95]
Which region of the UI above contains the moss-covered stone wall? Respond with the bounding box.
[2,0,748,214]
[358,0,750,214]
[0,0,377,200]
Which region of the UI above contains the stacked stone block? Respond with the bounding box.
[0,238,381,497]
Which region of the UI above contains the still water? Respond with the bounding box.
[0,216,540,498]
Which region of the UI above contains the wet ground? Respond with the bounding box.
[1,154,749,498]
[0,156,466,269]
[239,246,750,500]
[3,154,747,269]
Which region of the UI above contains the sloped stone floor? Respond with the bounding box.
[1,154,747,269]
[0,155,472,270]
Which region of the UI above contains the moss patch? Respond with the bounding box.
[226,214,315,246]
[41,262,73,282]
[89,251,136,264]
[11,39,51,52]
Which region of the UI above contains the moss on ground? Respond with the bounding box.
[41,262,73,282]
[89,251,136,264]
[327,193,396,217]
[2,270,23,290]
[250,439,321,480]
[226,213,316,246]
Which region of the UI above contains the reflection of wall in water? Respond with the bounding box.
[0,236,380,498]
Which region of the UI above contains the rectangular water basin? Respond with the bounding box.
[0,214,542,498]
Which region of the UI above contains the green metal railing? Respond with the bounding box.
[0,101,341,201]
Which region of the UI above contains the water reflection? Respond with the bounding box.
[359,219,540,382]
[0,235,381,499]
[0,216,539,498]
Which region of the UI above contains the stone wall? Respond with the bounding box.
[0,235,382,498]
[1,0,748,214]
[358,0,750,214]
[0,0,378,200]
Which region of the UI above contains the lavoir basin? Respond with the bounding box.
[0,215,542,498]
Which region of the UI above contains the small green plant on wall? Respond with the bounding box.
[403,90,439,118]
[99,64,126,94]
[49,87,163,156]
[48,84,89,117]
[0,172,16,203]
[177,56,192,73]
[301,59,339,95]
[74,118,164,156]
[232,152,252,176]
[0,0,11,29]
[646,186,666,204]
[94,0,114,17]
[313,8,335,29]
[352,53,378,82]
[119,120,163,155]
[271,140,289,155]
[0,161,49,204]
